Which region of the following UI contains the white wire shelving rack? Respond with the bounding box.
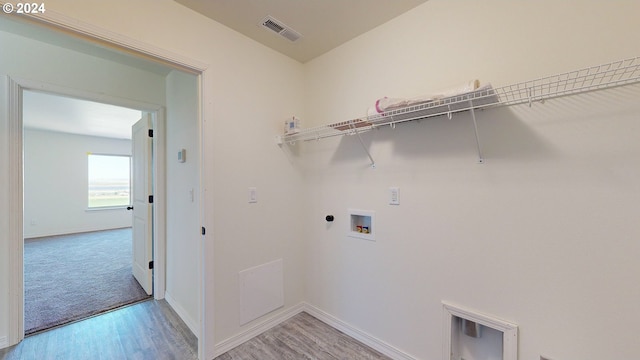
[277,56,640,166]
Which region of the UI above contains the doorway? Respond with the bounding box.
[22,90,157,334]
[2,11,205,358]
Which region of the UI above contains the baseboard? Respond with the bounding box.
[24,226,131,240]
[212,302,417,360]
[214,302,306,357]
[0,336,8,349]
[303,303,418,360]
[164,291,200,338]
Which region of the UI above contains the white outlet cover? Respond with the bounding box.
[248,187,257,203]
[389,187,400,205]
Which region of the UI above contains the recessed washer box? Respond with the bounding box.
[348,209,375,241]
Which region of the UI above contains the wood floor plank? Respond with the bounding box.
[3,304,390,359]
[214,312,392,360]
[0,300,197,360]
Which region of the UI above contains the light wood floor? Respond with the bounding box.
[2,303,391,360]
[214,312,392,360]
[0,299,197,360]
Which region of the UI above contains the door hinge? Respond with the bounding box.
[148,129,154,137]
[201,227,206,235]
[148,195,154,203]
[148,261,154,269]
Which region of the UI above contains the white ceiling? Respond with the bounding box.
[174,0,428,63]
[12,1,430,138]
[23,90,143,140]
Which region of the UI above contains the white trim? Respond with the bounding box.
[151,108,166,300]
[214,303,306,357]
[7,76,24,346]
[5,6,208,74]
[304,303,419,360]
[3,9,209,359]
[197,71,212,360]
[442,302,518,360]
[213,302,418,360]
[6,77,167,347]
[0,336,7,348]
[25,226,131,240]
[165,291,199,338]
[85,207,130,212]
[13,77,163,112]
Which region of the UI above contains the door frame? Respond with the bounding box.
[4,9,211,360]
[8,76,167,329]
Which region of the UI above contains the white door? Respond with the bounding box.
[131,114,153,295]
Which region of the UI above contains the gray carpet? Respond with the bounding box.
[24,228,150,335]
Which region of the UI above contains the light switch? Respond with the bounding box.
[389,187,400,205]
[248,187,257,203]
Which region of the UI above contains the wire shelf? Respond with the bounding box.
[494,57,640,106]
[280,56,640,144]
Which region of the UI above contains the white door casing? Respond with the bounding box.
[132,114,153,295]
[4,10,207,358]
[6,75,168,348]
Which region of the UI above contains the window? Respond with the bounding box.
[88,154,131,208]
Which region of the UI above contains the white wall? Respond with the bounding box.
[0,21,167,106]
[302,1,640,360]
[6,2,639,360]
[165,70,200,334]
[0,19,167,347]
[23,129,132,238]
[1,2,307,358]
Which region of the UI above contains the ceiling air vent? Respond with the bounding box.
[260,16,302,42]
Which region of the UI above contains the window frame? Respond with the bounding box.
[87,153,132,210]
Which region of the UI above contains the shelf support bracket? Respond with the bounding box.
[469,100,484,164]
[351,125,376,168]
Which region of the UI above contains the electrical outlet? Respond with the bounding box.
[248,187,257,203]
[389,187,400,205]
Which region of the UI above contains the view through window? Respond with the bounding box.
[88,154,131,208]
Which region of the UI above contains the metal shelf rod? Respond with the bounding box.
[469,101,484,164]
[352,126,376,168]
